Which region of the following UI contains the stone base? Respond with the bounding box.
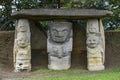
[14,65,31,72]
[14,59,31,72]
[14,68,31,72]
[48,64,70,70]
[48,56,71,70]
[88,65,105,71]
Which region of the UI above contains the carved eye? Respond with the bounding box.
[93,39,96,41]
[63,29,66,31]
[63,29,68,32]
[89,40,91,42]
[52,29,57,33]
[19,39,22,42]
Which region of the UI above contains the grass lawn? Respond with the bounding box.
[1,67,120,80]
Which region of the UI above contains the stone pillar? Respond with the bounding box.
[13,19,31,72]
[47,21,73,70]
[86,19,105,71]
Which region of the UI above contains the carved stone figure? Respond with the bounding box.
[87,34,104,71]
[47,21,73,70]
[16,33,31,60]
[16,19,29,32]
[87,19,99,34]
[86,19,105,71]
[13,19,31,72]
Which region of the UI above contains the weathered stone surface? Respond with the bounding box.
[13,19,31,72]
[11,9,112,20]
[47,21,73,70]
[86,19,105,71]
[0,25,120,72]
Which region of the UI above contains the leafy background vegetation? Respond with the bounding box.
[0,0,120,30]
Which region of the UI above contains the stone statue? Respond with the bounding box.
[47,21,73,70]
[13,19,31,72]
[86,34,104,71]
[86,19,105,71]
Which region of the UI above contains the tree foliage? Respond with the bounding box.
[0,0,119,30]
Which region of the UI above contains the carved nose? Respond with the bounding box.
[58,53,63,58]
[91,41,94,43]
[58,32,63,36]
[20,40,24,44]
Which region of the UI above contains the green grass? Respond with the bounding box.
[3,68,119,80]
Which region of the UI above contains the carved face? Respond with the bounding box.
[17,19,29,32]
[49,22,72,43]
[17,34,28,47]
[87,35,99,48]
[88,27,97,33]
[87,19,99,33]
[17,26,27,32]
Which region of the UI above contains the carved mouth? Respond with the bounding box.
[89,43,97,48]
[90,43,95,45]
[58,56,62,58]
[55,36,64,38]
[19,44,27,48]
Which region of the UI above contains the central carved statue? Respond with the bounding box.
[47,21,73,70]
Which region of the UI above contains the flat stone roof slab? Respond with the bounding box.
[11,9,112,20]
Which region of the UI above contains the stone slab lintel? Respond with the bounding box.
[11,9,112,20]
